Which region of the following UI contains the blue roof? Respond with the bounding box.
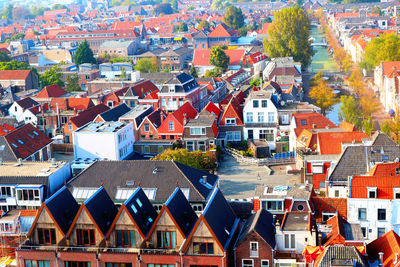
[124,187,158,238]
[165,188,197,237]
[44,186,80,235]
[203,188,238,250]
[20,216,35,233]
[84,187,118,235]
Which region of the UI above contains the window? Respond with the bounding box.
[68,123,73,131]
[368,187,377,198]
[144,123,150,132]
[156,231,176,248]
[268,112,274,123]
[378,209,386,221]
[144,146,150,154]
[168,121,174,131]
[107,101,114,107]
[25,261,50,267]
[250,242,258,257]
[261,100,267,108]
[378,227,386,238]
[161,99,166,107]
[186,141,194,152]
[225,118,236,125]
[106,264,132,267]
[281,115,289,125]
[116,230,135,247]
[396,167,400,175]
[248,129,254,139]
[76,229,95,246]
[300,119,307,126]
[193,242,214,254]
[147,265,174,267]
[358,208,367,220]
[37,228,56,245]
[261,260,269,267]
[198,141,206,151]
[65,262,90,267]
[246,112,253,123]
[394,188,400,199]
[284,234,295,249]
[190,127,206,135]
[258,112,264,123]
[242,259,254,267]
[261,200,283,211]
[334,190,339,197]
[17,189,40,201]
[253,100,259,108]
[0,187,11,197]
[322,212,336,222]
[361,227,367,238]
[158,146,163,154]
[234,131,241,141]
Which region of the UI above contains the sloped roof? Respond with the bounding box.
[165,187,198,237]
[70,104,110,127]
[314,245,368,267]
[381,61,400,77]
[193,49,245,66]
[84,187,118,236]
[203,101,222,118]
[351,173,400,199]
[338,121,357,132]
[0,70,31,80]
[4,124,52,160]
[203,188,238,250]
[173,102,198,124]
[317,132,368,155]
[293,113,336,136]
[368,162,400,176]
[0,123,15,136]
[16,97,39,110]
[44,186,80,235]
[123,187,158,238]
[208,23,235,38]
[36,84,67,98]
[98,103,131,122]
[281,211,312,231]
[367,230,400,266]
[311,197,347,223]
[125,80,160,99]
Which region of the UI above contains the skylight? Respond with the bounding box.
[11,143,18,148]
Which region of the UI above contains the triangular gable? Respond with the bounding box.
[220,97,243,126]
[28,204,64,238]
[66,205,105,240]
[106,205,145,239]
[158,113,183,134]
[203,102,222,118]
[147,205,186,241]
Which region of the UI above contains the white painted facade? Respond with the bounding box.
[22,109,38,125]
[243,93,278,150]
[8,102,28,122]
[289,117,298,152]
[73,121,134,161]
[275,228,316,254]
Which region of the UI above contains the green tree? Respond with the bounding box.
[179,22,188,32]
[211,0,230,10]
[338,95,362,129]
[362,116,374,136]
[65,73,81,92]
[187,5,195,11]
[29,5,49,16]
[1,4,13,20]
[41,65,64,88]
[52,4,68,10]
[10,33,25,41]
[189,66,198,78]
[361,33,400,71]
[134,58,158,73]
[74,40,96,65]
[381,115,400,144]
[154,3,174,15]
[370,6,382,16]
[205,68,222,78]
[0,51,10,62]
[263,6,313,69]
[309,79,337,115]
[12,7,29,20]
[209,46,230,71]
[223,6,244,30]
[197,20,210,30]
[0,60,38,77]
[151,148,216,170]
[250,78,260,87]
[120,67,127,80]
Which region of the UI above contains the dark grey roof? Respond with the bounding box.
[235,209,275,249]
[328,145,400,183]
[69,160,218,202]
[281,212,310,231]
[203,188,238,250]
[44,186,80,235]
[161,73,198,94]
[192,31,208,39]
[316,246,368,267]
[84,187,118,235]
[98,103,131,121]
[185,110,216,127]
[124,187,158,238]
[369,132,398,146]
[165,187,198,237]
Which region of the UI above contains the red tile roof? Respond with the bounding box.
[4,124,52,160]
[351,172,400,199]
[367,230,400,266]
[50,98,94,111]
[293,113,336,137]
[193,49,245,66]
[317,131,368,155]
[381,61,400,77]
[70,104,110,128]
[208,23,235,38]
[0,70,31,80]
[173,102,198,124]
[368,162,400,176]
[203,101,221,118]
[0,123,15,136]
[311,197,347,223]
[338,121,357,132]
[36,84,67,98]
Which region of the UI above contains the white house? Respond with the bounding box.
[72,120,134,161]
[243,90,278,151]
[8,98,39,122]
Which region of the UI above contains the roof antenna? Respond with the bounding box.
[138,181,141,187]
[176,180,179,187]
[100,180,103,187]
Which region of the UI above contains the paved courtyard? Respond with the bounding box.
[216,154,301,200]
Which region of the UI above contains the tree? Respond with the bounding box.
[65,73,81,92]
[41,65,64,88]
[120,67,127,80]
[189,66,198,78]
[52,4,68,10]
[74,40,96,65]
[361,33,400,71]
[209,46,230,71]
[362,117,374,136]
[197,20,210,31]
[296,0,304,6]
[309,79,337,115]
[134,58,158,73]
[338,95,362,129]
[0,51,10,62]
[12,7,29,20]
[250,78,260,87]
[205,68,222,78]
[263,6,313,69]
[10,33,25,41]
[1,4,13,20]
[187,5,195,11]
[0,60,38,77]
[211,0,230,10]
[151,148,216,170]
[359,90,379,117]
[370,6,382,16]
[348,69,365,96]
[381,114,400,144]
[178,22,188,32]
[154,3,174,15]
[29,5,49,16]
[223,6,244,30]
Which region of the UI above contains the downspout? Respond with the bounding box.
[233,247,237,267]
[180,252,183,267]
[222,251,226,267]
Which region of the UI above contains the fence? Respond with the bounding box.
[224,148,295,166]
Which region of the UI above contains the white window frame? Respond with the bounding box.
[190,127,206,135]
[246,112,253,123]
[225,118,236,125]
[311,163,323,174]
[284,233,295,249]
[394,188,400,199]
[281,114,289,125]
[144,123,150,132]
[168,121,174,131]
[261,260,269,267]
[268,112,274,123]
[242,259,254,267]
[250,242,258,257]
[368,187,377,199]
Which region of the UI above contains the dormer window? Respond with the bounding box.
[169,85,175,93]
[394,188,400,199]
[396,167,400,175]
[225,118,236,125]
[368,187,377,199]
[300,119,307,126]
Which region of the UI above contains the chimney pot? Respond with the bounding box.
[379,252,384,266]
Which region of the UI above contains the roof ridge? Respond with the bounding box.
[171,160,205,200]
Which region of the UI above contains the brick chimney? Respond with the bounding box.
[183,113,187,125]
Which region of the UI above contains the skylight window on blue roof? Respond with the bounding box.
[11,143,17,148]
[18,140,24,144]
[136,198,142,207]
[148,217,153,223]
[131,203,137,214]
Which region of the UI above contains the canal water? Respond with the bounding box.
[310,25,342,124]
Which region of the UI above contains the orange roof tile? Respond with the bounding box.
[351,172,400,199]
[293,113,336,137]
[311,197,347,223]
[317,131,368,155]
[367,230,400,266]
[339,121,357,132]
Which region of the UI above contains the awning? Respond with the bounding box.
[302,246,324,263]
[174,37,182,41]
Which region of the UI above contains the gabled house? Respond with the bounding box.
[193,49,246,76]
[119,105,153,141]
[101,87,129,108]
[313,246,368,267]
[67,187,118,247]
[218,96,243,146]
[182,188,240,267]
[93,103,131,122]
[322,216,364,247]
[9,97,39,122]
[106,187,158,248]
[157,102,197,140]
[119,80,160,109]
[234,209,276,267]
[367,230,400,266]
[0,70,38,91]
[183,110,218,152]
[35,84,67,100]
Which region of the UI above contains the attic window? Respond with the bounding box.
[126,181,135,186]
[396,167,400,175]
[368,187,377,199]
[300,119,307,126]
[136,198,142,207]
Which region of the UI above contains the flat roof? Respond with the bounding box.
[77,121,127,133]
[0,161,67,176]
[119,105,152,120]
